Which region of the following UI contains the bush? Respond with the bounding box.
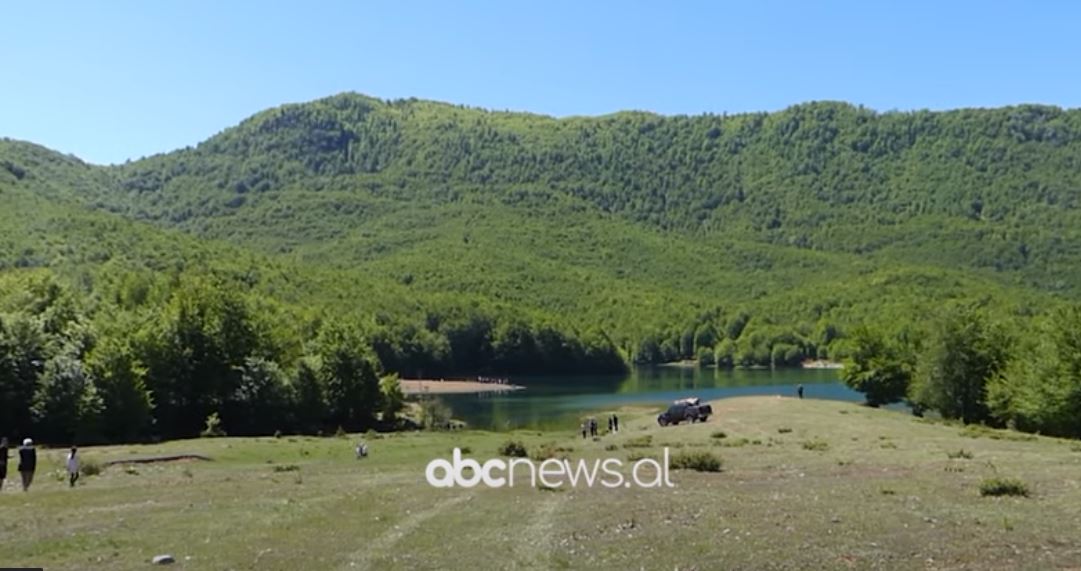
[670,450,723,472]
[81,457,103,477]
[626,451,654,462]
[979,477,1029,497]
[200,412,226,438]
[604,443,618,451]
[801,438,829,451]
[777,427,793,434]
[273,464,300,473]
[498,440,528,458]
[947,449,974,459]
[710,430,727,439]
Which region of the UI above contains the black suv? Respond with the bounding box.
[657,397,713,426]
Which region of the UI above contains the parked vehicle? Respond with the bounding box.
[657,398,712,426]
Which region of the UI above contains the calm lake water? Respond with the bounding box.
[440,366,859,430]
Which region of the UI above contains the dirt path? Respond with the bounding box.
[341,493,473,570]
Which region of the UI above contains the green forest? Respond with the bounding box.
[3,93,1081,442]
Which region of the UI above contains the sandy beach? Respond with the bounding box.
[400,379,525,394]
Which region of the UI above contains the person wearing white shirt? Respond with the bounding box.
[66,446,80,488]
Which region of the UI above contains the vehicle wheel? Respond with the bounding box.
[658,417,668,427]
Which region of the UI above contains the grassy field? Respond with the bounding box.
[2,397,1081,570]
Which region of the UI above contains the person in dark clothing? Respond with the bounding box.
[607,416,614,433]
[612,414,619,433]
[0,437,8,491]
[797,384,804,399]
[18,438,36,492]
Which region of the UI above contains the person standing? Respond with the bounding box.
[0,437,9,491]
[612,414,619,433]
[18,438,36,492]
[797,384,805,399]
[66,446,80,487]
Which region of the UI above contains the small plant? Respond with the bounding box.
[880,441,898,450]
[947,449,974,459]
[710,430,727,439]
[979,477,1030,497]
[622,435,653,449]
[498,440,528,458]
[200,412,226,438]
[273,464,301,473]
[670,450,723,472]
[801,438,830,452]
[777,427,793,434]
[124,465,140,476]
[458,446,473,455]
[880,488,896,495]
[721,437,750,448]
[81,458,103,477]
[604,443,619,451]
[626,451,654,462]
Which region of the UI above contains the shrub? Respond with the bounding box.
[498,440,528,458]
[670,450,723,472]
[626,451,654,462]
[778,427,793,434]
[801,438,830,452]
[710,430,727,439]
[947,449,974,459]
[200,412,226,438]
[604,443,618,451]
[81,457,103,477]
[979,477,1029,497]
[273,464,300,473]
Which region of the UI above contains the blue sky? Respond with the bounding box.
[2,0,1078,164]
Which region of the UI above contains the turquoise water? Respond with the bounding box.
[440,366,858,430]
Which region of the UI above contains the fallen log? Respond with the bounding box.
[104,454,213,466]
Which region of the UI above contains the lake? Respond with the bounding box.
[440,366,861,430]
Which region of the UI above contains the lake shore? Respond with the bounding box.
[400,379,524,394]
[801,359,844,369]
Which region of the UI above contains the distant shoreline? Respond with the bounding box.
[658,360,844,370]
[400,379,525,394]
[801,359,844,369]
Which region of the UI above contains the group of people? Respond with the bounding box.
[0,437,80,492]
[580,414,619,438]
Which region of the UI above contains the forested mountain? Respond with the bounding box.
[2,93,1080,441]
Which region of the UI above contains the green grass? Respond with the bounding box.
[3,397,1080,570]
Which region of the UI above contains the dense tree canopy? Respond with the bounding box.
[4,94,1081,441]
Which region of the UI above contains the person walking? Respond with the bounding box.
[18,438,36,492]
[66,446,80,488]
[0,437,9,491]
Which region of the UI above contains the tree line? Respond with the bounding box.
[842,303,1081,438]
[0,271,624,445]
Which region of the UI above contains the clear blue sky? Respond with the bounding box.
[3,0,1078,164]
